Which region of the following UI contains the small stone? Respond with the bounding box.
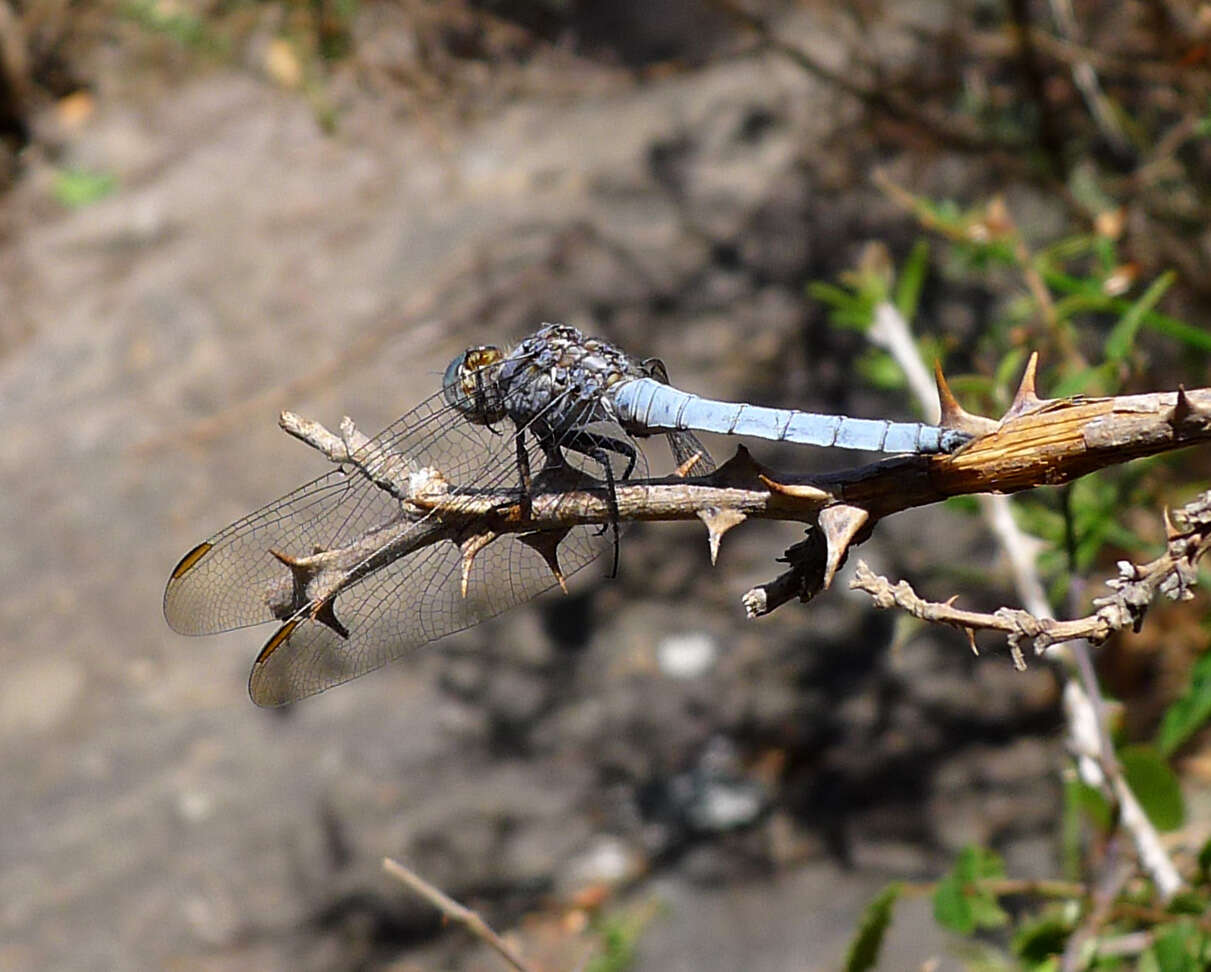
[656,631,718,678]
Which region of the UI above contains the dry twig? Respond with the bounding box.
[382,857,535,972]
[850,486,1211,661]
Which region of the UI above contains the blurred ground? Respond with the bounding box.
[0,3,1070,969]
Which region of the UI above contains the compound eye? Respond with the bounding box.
[442,345,504,417]
[442,351,469,402]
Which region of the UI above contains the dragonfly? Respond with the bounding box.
[165,323,968,706]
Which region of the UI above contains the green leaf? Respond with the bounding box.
[844,883,901,972]
[1105,271,1176,363]
[1147,922,1205,972]
[1155,651,1211,758]
[1011,908,1075,963]
[1092,233,1118,276]
[807,281,875,331]
[857,349,909,391]
[994,347,1029,397]
[933,846,1008,935]
[958,843,1007,882]
[1050,362,1116,398]
[1119,744,1185,832]
[1143,311,1211,353]
[968,891,1010,929]
[52,168,117,208]
[933,872,975,934]
[1065,779,1113,832]
[1043,271,1211,352]
[1198,837,1211,885]
[1167,890,1211,916]
[587,919,639,972]
[585,901,663,972]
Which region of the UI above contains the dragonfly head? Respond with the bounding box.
[443,345,507,424]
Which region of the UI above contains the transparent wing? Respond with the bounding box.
[164,387,508,635]
[667,430,715,476]
[245,512,609,705]
[165,381,647,706]
[635,356,715,476]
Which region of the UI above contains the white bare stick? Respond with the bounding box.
[867,300,1183,900]
[869,302,942,423]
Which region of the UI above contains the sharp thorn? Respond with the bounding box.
[932,362,999,436]
[714,445,765,483]
[518,530,571,593]
[270,548,318,608]
[1168,386,1211,432]
[697,507,747,566]
[1162,506,1179,542]
[674,451,707,478]
[1005,351,1043,418]
[966,628,979,655]
[934,360,962,422]
[459,531,497,598]
[758,473,832,503]
[819,504,870,589]
[311,597,350,639]
[1173,385,1194,425]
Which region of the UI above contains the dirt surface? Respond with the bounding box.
[1,5,1064,969]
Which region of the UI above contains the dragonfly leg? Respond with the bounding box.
[514,428,534,522]
[559,431,637,479]
[559,429,636,577]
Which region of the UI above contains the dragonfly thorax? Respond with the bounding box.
[443,345,507,425]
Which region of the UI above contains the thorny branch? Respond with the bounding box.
[279,356,1208,903]
[851,486,1211,664]
[856,302,1189,904]
[281,376,1211,624]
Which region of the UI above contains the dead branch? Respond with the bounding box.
[280,374,1211,625]
[382,857,535,972]
[850,489,1211,658]
[847,491,1211,658]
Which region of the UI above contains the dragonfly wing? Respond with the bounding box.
[247,520,605,705]
[667,430,716,476]
[166,371,652,706]
[165,468,376,634]
[164,389,505,637]
[247,410,650,706]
